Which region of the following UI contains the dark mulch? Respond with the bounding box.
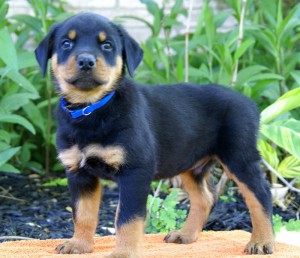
[0,173,299,242]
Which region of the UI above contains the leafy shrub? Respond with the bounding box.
[273,214,300,233]
[0,0,72,175]
[125,0,300,185]
[146,188,187,233]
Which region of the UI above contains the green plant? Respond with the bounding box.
[285,218,300,232]
[0,0,72,175]
[220,190,237,203]
[273,214,300,233]
[146,188,187,234]
[43,177,68,187]
[125,0,300,190]
[259,87,300,184]
[0,1,38,173]
[150,180,170,195]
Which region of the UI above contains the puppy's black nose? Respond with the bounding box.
[77,54,96,71]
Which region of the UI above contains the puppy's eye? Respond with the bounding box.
[61,39,73,50]
[101,42,113,52]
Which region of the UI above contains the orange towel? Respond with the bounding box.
[0,230,299,258]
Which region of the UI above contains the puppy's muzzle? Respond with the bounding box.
[77,54,96,71]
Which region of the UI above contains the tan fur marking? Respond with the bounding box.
[56,179,102,254]
[221,164,274,253]
[110,218,144,258]
[73,179,102,241]
[83,144,126,170]
[99,32,106,42]
[72,179,102,252]
[51,54,123,104]
[58,145,83,171]
[68,30,76,40]
[179,171,213,242]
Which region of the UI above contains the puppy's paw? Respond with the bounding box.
[55,238,93,254]
[244,240,274,255]
[164,230,198,244]
[106,250,139,258]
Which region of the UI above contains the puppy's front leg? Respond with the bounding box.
[108,169,152,258]
[56,170,101,254]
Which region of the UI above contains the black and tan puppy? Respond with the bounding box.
[35,13,274,257]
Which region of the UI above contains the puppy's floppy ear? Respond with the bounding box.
[114,24,143,77]
[35,23,60,77]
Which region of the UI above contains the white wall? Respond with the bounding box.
[7,0,235,41]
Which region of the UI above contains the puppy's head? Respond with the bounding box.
[35,13,143,103]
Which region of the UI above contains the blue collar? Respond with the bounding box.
[60,91,116,119]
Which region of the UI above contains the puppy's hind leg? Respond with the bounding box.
[219,157,274,255]
[164,169,214,244]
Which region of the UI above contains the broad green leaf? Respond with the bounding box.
[248,73,284,83]
[0,147,21,167]
[0,2,8,22]
[0,114,36,134]
[261,87,300,124]
[18,51,38,69]
[140,0,162,36]
[261,0,277,27]
[276,0,283,32]
[258,139,279,169]
[234,39,255,62]
[0,142,10,151]
[176,56,184,82]
[170,0,183,16]
[6,69,39,96]
[0,130,11,144]
[277,5,300,42]
[260,119,300,160]
[204,6,215,48]
[278,156,300,178]
[11,14,42,32]
[23,101,46,137]
[0,29,18,69]
[36,96,59,109]
[252,29,276,57]
[290,70,300,85]
[214,43,233,76]
[236,65,268,85]
[155,41,169,80]
[43,178,68,187]
[31,0,47,21]
[193,1,206,36]
[215,11,230,28]
[0,93,36,112]
[0,163,20,173]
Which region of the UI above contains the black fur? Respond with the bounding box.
[35,12,273,255]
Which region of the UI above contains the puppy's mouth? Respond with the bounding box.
[66,75,108,91]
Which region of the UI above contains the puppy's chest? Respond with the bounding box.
[58,142,126,176]
[58,121,126,175]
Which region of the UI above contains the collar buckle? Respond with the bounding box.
[82,106,92,116]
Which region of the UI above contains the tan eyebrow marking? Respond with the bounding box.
[68,30,76,40]
[99,32,107,42]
